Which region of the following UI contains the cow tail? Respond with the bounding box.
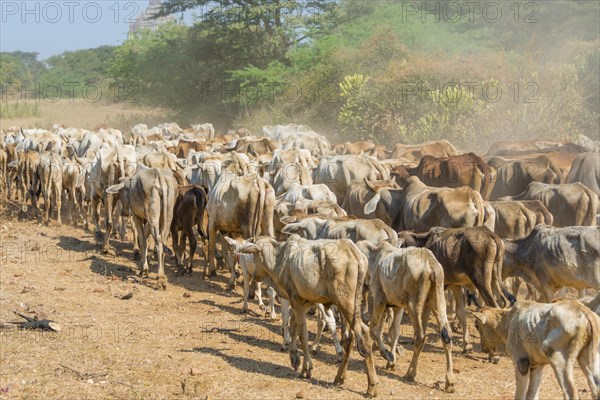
[253,178,266,239]
[431,256,452,344]
[583,189,599,226]
[352,248,370,358]
[581,307,600,389]
[493,235,515,306]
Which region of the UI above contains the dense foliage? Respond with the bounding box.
[2,0,598,149]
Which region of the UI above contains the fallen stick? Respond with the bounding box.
[13,311,61,332]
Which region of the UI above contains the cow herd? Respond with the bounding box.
[1,123,600,399]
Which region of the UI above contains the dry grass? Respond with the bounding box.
[0,100,168,132]
[0,205,593,400]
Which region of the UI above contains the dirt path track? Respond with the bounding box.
[0,215,590,399]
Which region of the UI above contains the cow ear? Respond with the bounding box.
[364,193,381,215]
[279,215,296,224]
[238,243,260,254]
[76,174,85,187]
[281,223,301,235]
[472,312,487,324]
[106,183,124,194]
[223,236,239,248]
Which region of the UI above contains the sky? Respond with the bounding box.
[0,1,194,60]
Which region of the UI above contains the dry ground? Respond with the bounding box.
[0,207,593,400]
[0,100,167,132]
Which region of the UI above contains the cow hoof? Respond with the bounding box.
[382,349,394,362]
[366,384,377,398]
[310,347,318,356]
[489,355,500,364]
[385,361,395,371]
[290,352,300,370]
[333,377,344,386]
[336,350,344,362]
[241,308,248,314]
[463,344,473,353]
[445,382,455,393]
[403,374,415,383]
[300,369,311,379]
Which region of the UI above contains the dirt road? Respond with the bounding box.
[0,214,590,399]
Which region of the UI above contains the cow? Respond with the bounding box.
[191,123,215,139]
[272,162,313,196]
[520,199,554,226]
[567,152,600,196]
[503,225,600,302]
[486,139,566,156]
[16,150,40,206]
[274,200,347,239]
[391,140,459,161]
[0,148,7,198]
[32,152,63,225]
[61,161,86,226]
[277,183,337,204]
[489,156,564,200]
[358,241,455,393]
[414,153,496,200]
[206,173,275,285]
[170,185,208,275]
[231,137,277,156]
[488,201,537,239]
[472,301,600,400]
[106,166,179,289]
[281,216,398,246]
[223,236,343,360]
[398,226,514,351]
[387,176,486,232]
[86,145,137,253]
[230,235,378,397]
[501,181,599,227]
[314,155,389,205]
[341,179,401,224]
[174,139,206,158]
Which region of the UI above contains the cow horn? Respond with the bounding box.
[364,177,377,192]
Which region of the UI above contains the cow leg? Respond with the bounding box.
[133,216,149,277]
[241,263,250,313]
[91,196,102,238]
[171,226,183,274]
[151,222,166,289]
[266,286,277,320]
[294,303,312,379]
[428,282,455,393]
[550,351,578,400]
[102,194,116,253]
[386,308,405,369]
[405,295,427,383]
[54,183,62,226]
[255,281,266,314]
[186,225,196,274]
[280,298,291,350]
[578,343,600,399]
[450,286,471,352]
[130,216,140,259]
[310,305,326,356]
[206,223,218,279]
[525,366,545,400]
[514,366,531,400]
[369,292,393,364]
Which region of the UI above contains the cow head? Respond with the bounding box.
[224,237,280,283]
[280,217,327,239]
[472,307,508,357]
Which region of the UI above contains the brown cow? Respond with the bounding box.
[171,185,208,275]
[489,156,564,200]
[398,226,514,351]
[502,181,598,227]
[391,140,459,161]
[414,153,496,200]
[174,139,206,158]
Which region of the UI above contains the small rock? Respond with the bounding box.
[54,287,66,291]
[183,292,191,298]
[296,391,305,399]
[87,379,94,384]
[120,292,133,300]
[190,368,202,376]
[93,288,104,293]
[13,273,22,277]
